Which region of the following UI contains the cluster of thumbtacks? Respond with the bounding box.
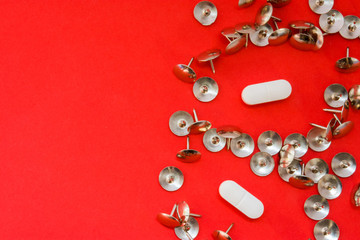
[158,1,360,240]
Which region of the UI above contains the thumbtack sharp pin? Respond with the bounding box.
[213,223,234,240]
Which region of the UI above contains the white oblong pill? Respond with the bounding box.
[219,180,264,219]
[241,79,292,105]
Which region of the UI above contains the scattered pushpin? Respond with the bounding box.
[212,223,234,240]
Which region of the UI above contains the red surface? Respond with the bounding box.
[0,1,359,239]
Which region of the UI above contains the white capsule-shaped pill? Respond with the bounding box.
[219,180,264,219]
[241,79,292,105]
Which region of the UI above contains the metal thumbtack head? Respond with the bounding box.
[307,127,331,152]
[257,130,282,155]
[269,17,291,45]
[323,100,350,122]
[250,152,275,176]
[335,47,360,73]
[212,223,234,240]
[173,58,197,83]
[176,201,202,225]
[255,3,273,26]
[353,184,360,207]
[339,15,360,39]
[289,33,316,51]
[349,85,360,110]
[250,23,273,47]
[289,163,315,189]
[193,77,219,102]
[284,133,309,158]
[278,158,301,182]
[267,0,291,8]
[197,49,221,74]
[289,20,315,32]
[203,128,226,152]
[194,1,218,26]
[332,113,354,139]
[223,34,246,55]
[238,0,254,8]
[318,174,342,199]
[304,195,329,220]
[305,158,329,183]
[174,216,199,240]
[309,0,334,14]
[331,152,356,178]
[187,109,212,134]
[324,84,348,108]
[216,125,242,151]
[230,133,255,158]
[169,111,194,136]
[309,118,336,142]
[176,136,201,163]
[159,166,184,191]
[279,144,295,168]
[307,26,324,51]
[157,204,181,228]
[314,219,340,240]
[235,22,255,47]
[319,10,344,34]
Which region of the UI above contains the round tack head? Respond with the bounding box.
[331,152,356,178]
[203,128,226,152]
[289,20,315,31]
[235,22,255,33]
[250,152,275,176]
[307,127,331,152]
[176,149,201,163]
[193,77,219,102]
[173,64,197,83]
[176,201,190,223]
[197,49,221,62]
[230,133,255,158]
[305,158,329,183]
[268,28,291,45]
[289,174,315,189]
[174,216,199,240]
[194,1,218,26]
[349,85,360,110]
[169,111,194,136]
[157,213,180,228]
[307,26,324,51]
[318,174,342,199]
[324,84,348,108]
[309,0,334,14]
[332,120,354,139]
[319,10,344,34]
[159,166,184,191]
[339,15,360,39]
[289,33,316,51]
[257,130,282,155]
[213,230,232,240]
[314,219,340,240]
[216,125,242,139]
[267,0,291,8]
[250,23,273,47]
[279,144,295,168]
[255,3,273,26]
[225,36,246,55]
[336,56,360,73]
[188,121,212,135]
[304,195,329,220]
[238,0,255,8]
[278,159,301,182]
[284,133,309,158]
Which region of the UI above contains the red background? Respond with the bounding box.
[0,0,359,239]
